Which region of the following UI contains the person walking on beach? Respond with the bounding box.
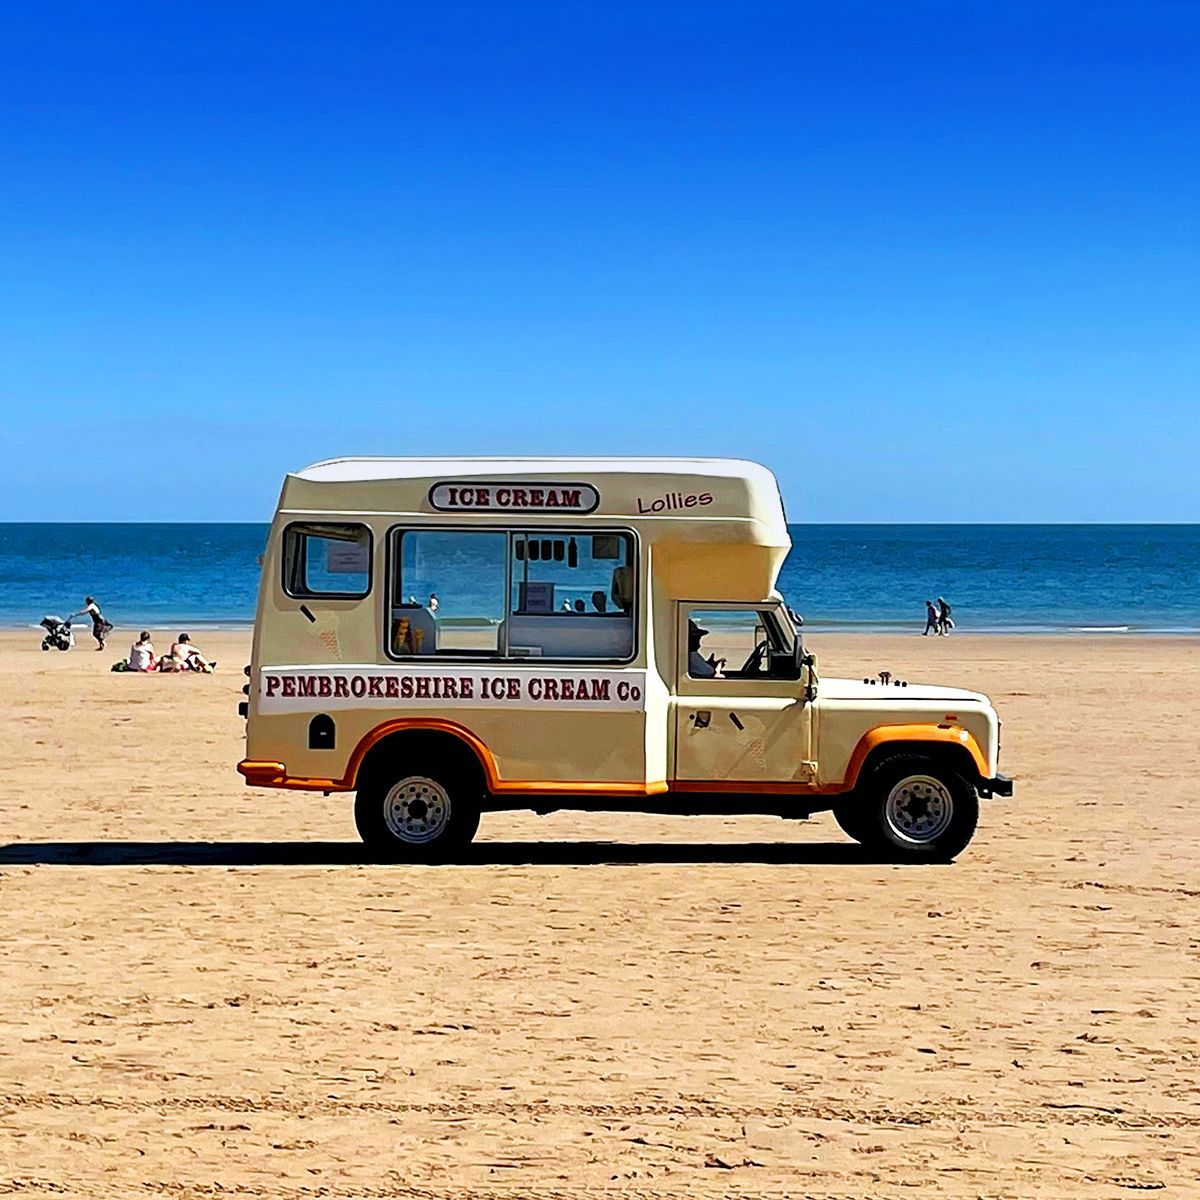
[937,596,954,636]
[922,599,939,636]
[72,595,112,651]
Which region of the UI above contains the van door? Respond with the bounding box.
[672,604,814,787]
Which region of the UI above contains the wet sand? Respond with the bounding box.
[1,629,1198,1198]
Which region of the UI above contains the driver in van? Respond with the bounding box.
[688,619,725,678]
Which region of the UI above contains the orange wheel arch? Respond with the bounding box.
[343,718,502,792]
[843,724,989,788]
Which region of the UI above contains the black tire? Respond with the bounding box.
[41,640,50,651]
[831,801,878,846]
[354,757,481,861]
[858,753,979,861]
[57,641,70,651]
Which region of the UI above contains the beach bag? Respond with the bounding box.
[111,660,130,672]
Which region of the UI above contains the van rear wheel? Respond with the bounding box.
[860,753,979,860]
[354,764,481,860]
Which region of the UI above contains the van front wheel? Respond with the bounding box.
[354,767,480,860]
[862,754,979,860]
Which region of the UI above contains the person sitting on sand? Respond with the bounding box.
[127,631,156,672]
[159,632,214,672]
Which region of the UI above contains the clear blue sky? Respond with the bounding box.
[1,3,1196,522]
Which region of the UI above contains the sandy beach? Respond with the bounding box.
[2,628,1198,1198]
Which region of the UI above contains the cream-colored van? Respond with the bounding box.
[238,458,1011,859]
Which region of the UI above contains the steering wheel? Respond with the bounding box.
[740,639,771,674]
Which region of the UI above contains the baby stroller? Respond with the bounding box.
[40,616,75,651]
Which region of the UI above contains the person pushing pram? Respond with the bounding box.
[70,596,114,651]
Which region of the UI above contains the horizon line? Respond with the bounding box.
[2,519,1199,528]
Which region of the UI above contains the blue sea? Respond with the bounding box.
[0,523,1197,634]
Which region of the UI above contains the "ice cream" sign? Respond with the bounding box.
[428,482,599,513]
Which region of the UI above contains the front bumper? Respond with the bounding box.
[979,773,1013,798]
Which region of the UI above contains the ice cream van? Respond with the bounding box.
[238,458,1011,859]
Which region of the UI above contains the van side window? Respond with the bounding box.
[386,527,636,661]
[390,530,507,657]
[283,523,371,598]
[508,532,635,660]
[685,607,793,680]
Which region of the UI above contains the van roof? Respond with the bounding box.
[279,456,791,594]
[280,456,790,550]
[295,456,775,485]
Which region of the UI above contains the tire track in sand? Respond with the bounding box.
[0,1090,1194,1131]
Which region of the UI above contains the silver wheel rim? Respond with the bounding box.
[383,776,451,844]
[884,775,954,845]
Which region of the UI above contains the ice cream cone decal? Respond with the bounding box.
[729,713,767,772]
[311,610,342,660]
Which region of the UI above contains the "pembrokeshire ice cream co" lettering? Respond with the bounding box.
[258,667,645,714]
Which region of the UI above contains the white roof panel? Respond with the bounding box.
[296,456,775,485]
[280,456,789,548]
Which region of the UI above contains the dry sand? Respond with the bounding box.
[1,629,1198,1198]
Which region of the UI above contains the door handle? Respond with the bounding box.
[690,710,711,729]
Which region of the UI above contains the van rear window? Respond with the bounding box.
[283,523,372,598]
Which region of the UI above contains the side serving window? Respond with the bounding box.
[390,530,508,657]
[386,527,636,661]
[508,531,635,660]
[685,607,795,680]
[282,523,372,598]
